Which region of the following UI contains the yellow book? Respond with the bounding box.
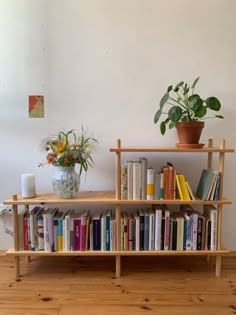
[176,174,191,200]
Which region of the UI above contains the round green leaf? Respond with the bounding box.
[160,121,166,135]
[189,94,203,111]
[168,106,182,122]
[206,97,221,111]
[195,106,207,118]
[154,109,162,124]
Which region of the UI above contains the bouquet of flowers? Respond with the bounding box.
[39,128,97,175]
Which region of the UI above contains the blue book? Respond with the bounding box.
[105,210,111,251]
[93,217,101,250]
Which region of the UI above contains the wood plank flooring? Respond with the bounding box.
[0,252,235,315]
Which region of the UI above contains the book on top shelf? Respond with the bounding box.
[196,169,219,200]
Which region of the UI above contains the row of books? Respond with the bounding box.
[20,207,116,252]
[18,204,218,252]
[121,158,221,201]
[121,204,218,251]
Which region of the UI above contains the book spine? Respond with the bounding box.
[140,157,148,200]
[146,168,155,200]
[133,161,141,200]
[80,215,87,251]
[93,219,101,250]
[57,219,63,251]
[154,209,162,250]
[74,219,81,251]
[121,163,128,200]
[127,161,133,200]
[37,215,44,251]
[105,214,111,251]
[164,211,170,250]
[23,217,29,250]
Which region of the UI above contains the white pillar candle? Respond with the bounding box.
[21,173,36,198]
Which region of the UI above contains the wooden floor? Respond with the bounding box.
[0,252,235,315]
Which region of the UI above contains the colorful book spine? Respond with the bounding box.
[146,167,155,200]
[74,218,81,251]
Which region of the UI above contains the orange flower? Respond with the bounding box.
[47,155,54,164]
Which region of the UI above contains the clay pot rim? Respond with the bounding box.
[176,121,205,128]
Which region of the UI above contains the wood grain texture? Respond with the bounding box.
[0,255,235,315]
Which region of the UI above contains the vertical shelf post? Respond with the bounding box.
[12,195,20,280]
[215,139,225,277]
[115,139,121,278]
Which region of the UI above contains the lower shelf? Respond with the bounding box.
[6,248,230,256]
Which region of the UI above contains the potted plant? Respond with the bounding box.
[154,77,224,147]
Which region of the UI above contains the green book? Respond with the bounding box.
[196,169,216,200]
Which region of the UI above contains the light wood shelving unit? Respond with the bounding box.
[4,139,234,280]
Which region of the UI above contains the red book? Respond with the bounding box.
[80,213,87,251]
[23,218,29,250]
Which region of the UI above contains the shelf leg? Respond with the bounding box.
[25,256,31,263]
[15,256,20,280]
[116,255,121,278]
[216,256,221,277]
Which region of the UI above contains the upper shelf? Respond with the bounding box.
[3,191,232,205]
[110,147,234,153]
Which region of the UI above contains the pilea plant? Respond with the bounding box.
[154,77,224,135]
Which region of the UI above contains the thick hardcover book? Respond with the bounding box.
[196,169,217,200]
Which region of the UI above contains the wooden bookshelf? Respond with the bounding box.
[4,139,234,280]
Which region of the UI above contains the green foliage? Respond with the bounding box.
[154,77,224,135]
[39,128,97,176]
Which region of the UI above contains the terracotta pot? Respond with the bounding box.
[175,121,205,145]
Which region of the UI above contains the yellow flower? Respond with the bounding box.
[56,140,66,154]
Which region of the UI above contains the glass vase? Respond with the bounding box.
[52,166,80,199]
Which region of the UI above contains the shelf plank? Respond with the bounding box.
[110,147,234,153]
[3,191,116,205]
[6,248,230,256]
[3,191,232,205]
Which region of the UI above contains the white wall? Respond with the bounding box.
[0,0,235,249]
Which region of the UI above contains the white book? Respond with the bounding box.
[204,205,218,250]
[140,157,148,200]
[147,167,155,200]
[148,209,155,250]
[127,161,133,200]
[133,161,141,200]
[154,207,162,250]
[186,180,195,200]
[134,214,140,251]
